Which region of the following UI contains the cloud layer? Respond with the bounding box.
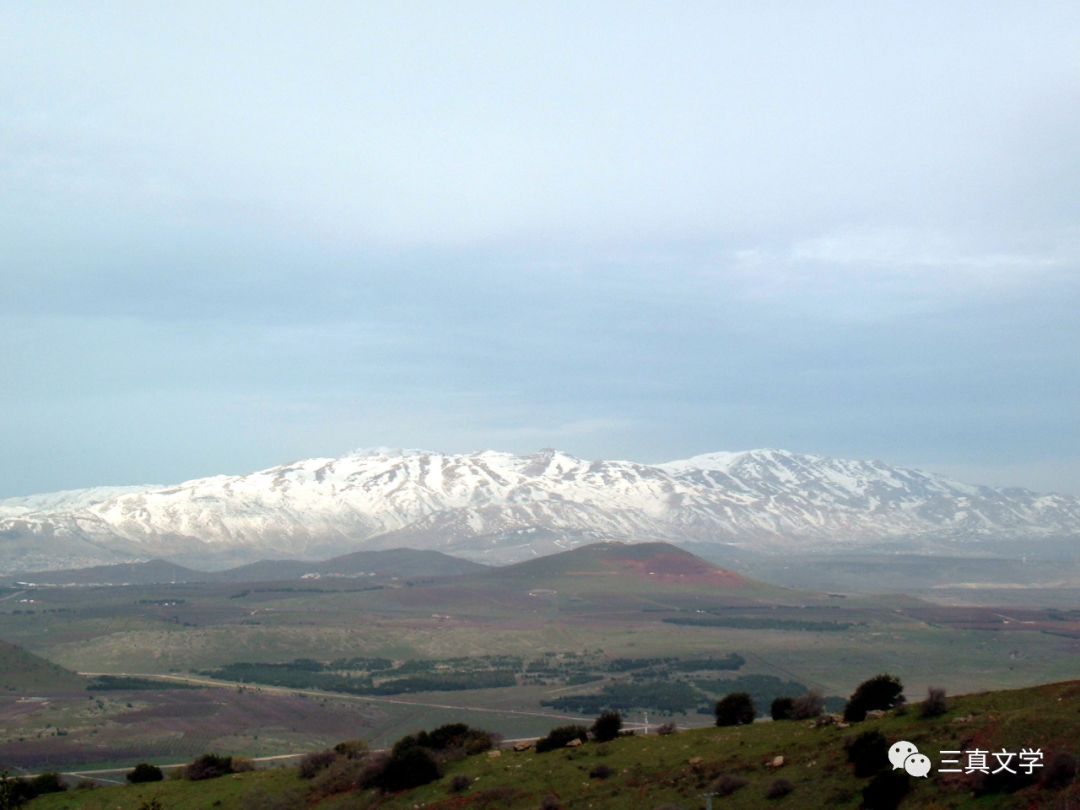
[2,2,1078,495]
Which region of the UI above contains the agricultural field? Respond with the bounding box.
[3,543,1080,773]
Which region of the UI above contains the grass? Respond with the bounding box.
[27,680,1080,809]
[0,640,84,693]
[30,767,304,809]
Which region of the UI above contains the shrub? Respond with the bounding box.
[846,730,888,778]
[539,794,562,810]
[770,697,794,721]
[391,733,421,756]
[232,757,255,773]
[308,755,386,800]
[920,687,947,718]
[126,763,164,784]
[709,774,747,796]
[536,724,588,753]
[714,692,755,726]
[844,674,904,722]
[463,730,498,755]
[184,753,233,781]
[1041,751,1078,790]
[792,690,824,720]
[765,778,794,799]
[136,800,164,810]
[418,722,470,750]
[449,774,472,793]
[591,711,622,742]
[843,700,867,723]
[861,770,910,810]
[375,746,441,792]
[298,750,338,779]
[655,722,678,736]
[589,764,613,780]
[333,738,369,759]
[399,723,496,757]
[28,773,66,795]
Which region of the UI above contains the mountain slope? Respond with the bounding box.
[2,448,1078,572]
[485,541,748,590]
[217,547,488,582]
[6,559,204,586]
[0,639,85,692]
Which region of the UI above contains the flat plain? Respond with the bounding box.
[2,543,1079,772]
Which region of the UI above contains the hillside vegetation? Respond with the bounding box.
[25,679,1080,809]
[0,640,84,693]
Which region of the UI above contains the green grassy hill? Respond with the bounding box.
[0,639,84,693]
[27,680,1080,808]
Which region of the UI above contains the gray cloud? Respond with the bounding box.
[1,2,1078,495]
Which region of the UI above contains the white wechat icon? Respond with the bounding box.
[904,753,932,778]
[888,741,918,770]
[888,740,930,777]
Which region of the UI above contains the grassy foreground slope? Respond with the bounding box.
[30,680,1080,809]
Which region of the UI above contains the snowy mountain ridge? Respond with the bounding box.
[2,448,1078,572]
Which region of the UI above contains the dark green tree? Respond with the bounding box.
[590,711,622,742]
[844,674,904,722]
[770,696,794,721]
[127,763,164,784]
[714,692,756,726]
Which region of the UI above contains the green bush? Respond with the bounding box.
[846,730,888,778]
[375,746,441,792]
[184,753,233,781]
[590,711,622,742]
[770,697,794,721]
[844,674,904,722]
[536,724,589,753]
[714,692,755,726]
[792,690,825,719]
[920,686,947,718]
[298,750,338,779]
[126,763,164,784]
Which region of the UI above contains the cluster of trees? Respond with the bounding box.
[716,673,908,728]
[663,616,853,631]
[0,772,65,807]
[203,660,516,695]
[295,723,497,796]
[542,680,705,714]
[535,711,624,752]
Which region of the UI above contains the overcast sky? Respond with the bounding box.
[2,1,1079,497]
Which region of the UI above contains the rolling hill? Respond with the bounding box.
[0,639,84,693]
[482,541,749,590]
[5,548,488,586]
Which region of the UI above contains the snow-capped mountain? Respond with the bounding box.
[2,448,1078,572]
